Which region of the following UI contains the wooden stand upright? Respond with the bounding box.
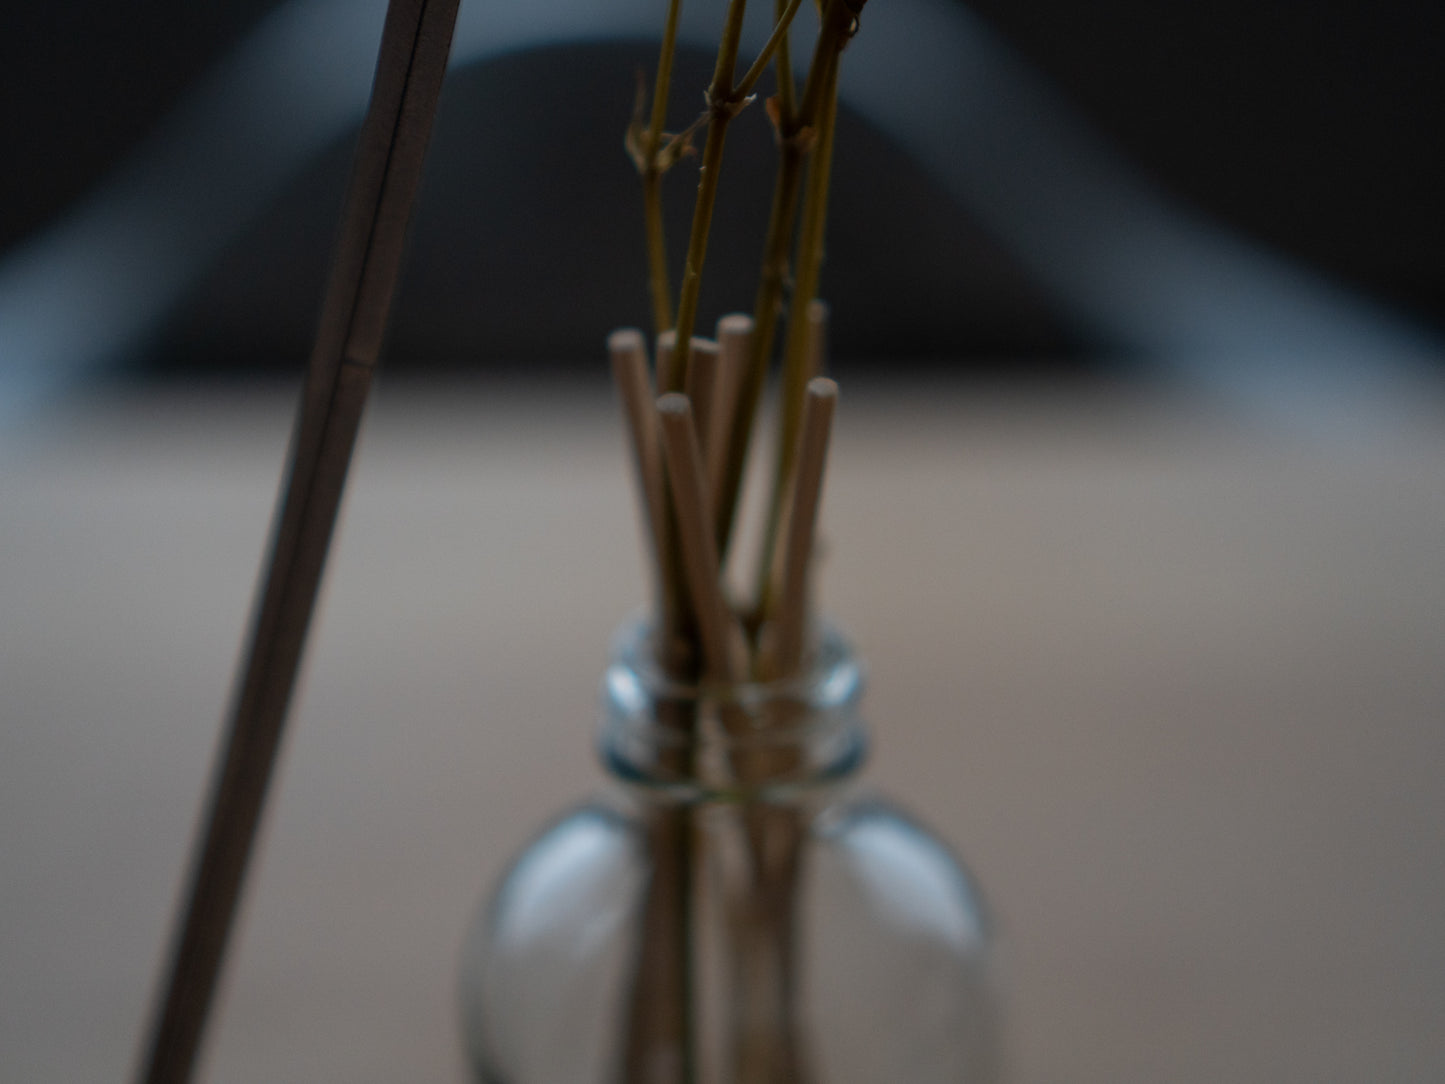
[133,3,460,1081]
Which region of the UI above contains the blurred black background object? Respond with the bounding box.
[2,0,1440,378]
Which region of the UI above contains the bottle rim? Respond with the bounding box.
[599,612,868,796]
[603,610,865,716]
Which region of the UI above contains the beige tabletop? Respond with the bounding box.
[2,377,1443,1082]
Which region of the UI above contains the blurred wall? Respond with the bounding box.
[1,0,1439,377]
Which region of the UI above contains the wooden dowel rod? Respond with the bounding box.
[760,377,837,679]
[655,329,679,396]
[645,328,694,666]
[610,328,669,574]
[133,3,460,1082]
[684,336,721,457]
[709,313,753,536]
[657,393,742,683]
[761,301,828,593]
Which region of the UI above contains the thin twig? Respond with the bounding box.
[711,0,862,560]
[661,0,809,349]
[755,46,841,617]
[735,0,807,103]
[668,0,752,383]
[641,0,684,334]
[650,0,805,179]
[772,0,798,126]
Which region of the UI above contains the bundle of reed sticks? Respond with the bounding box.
[610,317,840,1081]
[610,320,836,685]
[613,0,867,684]
[606,7,872,1075]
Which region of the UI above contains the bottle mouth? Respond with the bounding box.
[606,612,863,706]
[599,613,867,799]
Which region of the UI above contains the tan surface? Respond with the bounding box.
[2,379,1444,1082]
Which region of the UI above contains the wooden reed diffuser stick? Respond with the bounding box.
[133,3,459,1081]
[708,314,753,527]
[609,329,669,573]
[684,337,722,459]
[655,329,680,401]
[657,393,744,682]
[760,377,838,679]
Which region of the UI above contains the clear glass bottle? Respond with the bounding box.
[459,618,999,1083]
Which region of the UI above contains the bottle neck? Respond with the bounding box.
[599,616,868,801]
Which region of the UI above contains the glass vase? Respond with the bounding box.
[458,616,999,1083]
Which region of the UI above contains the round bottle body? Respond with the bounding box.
[459,619,999,1083]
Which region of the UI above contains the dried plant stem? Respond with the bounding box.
[667,0,807,372]
[653,0,755,678]
[755,47,841,618]
[643,173,672,337]
[771,0,798,124]
[614,5,864,1080]
[735,0,807,103]
[712,1,858,559]
[641,0,684,335]
[668,0,751,384]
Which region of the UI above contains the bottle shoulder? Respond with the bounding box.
[490,791,991,955]
[813,792,993,956]
[486,802,642,932]
[465,793,1000,1083]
